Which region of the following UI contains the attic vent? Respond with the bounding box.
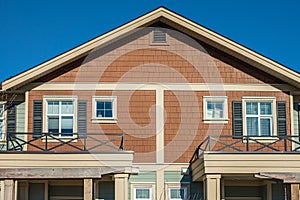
[152,29,167,43]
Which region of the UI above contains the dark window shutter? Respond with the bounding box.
[6,103,16,135]
[77,101,87,134]
[232,101,243,137]
[33,100,43,138]
[277,101,287,136]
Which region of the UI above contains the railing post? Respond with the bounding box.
[246,136,249,152]
[284,136,287,152]
[45,132,48,151]
[6,132,9,151]
[84,133,87,151]
[120,132,124,151]
[208,136,211,151]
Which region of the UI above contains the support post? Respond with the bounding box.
[114,174,128,200]
[4,179,15,200]
[84,179,93,200]
[291,184,299,200]
[204,174,221,200]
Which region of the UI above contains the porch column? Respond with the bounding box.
[291,184,300,200]
[84,179,93,200]
[114,174,129,200]
[4,179,15,200]
[204,174,221,200]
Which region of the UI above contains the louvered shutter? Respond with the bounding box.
[277,101,287,136]
[6,102,17,139]
[152,29,167,43]
[33,100,43,138]
[232,101,243,137]
[77,101,87,134]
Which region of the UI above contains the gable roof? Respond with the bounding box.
[2,6,300,91]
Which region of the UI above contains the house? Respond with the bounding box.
[1,6,300,200]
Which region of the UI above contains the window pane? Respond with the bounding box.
[207,101,224,119]
[247,117,258,136]
[47,101,59,114]
[97,102,104,109]
[260,102,272,115]
[61,101,73,114]
[246,102,258,115]
[105,110,113,118]
[170,188,185,199]
[61,116,73,133]
[260,118,271,136]
[96,101,113,118]
[136,189,150,198]
[48,117,59,133]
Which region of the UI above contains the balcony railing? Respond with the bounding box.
[190,135,300,163]
[1,132,124,152]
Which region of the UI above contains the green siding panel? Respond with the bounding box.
[98,181,114,200]
[129,172,156,183]
[128,172,156,200]
[164,171,190,183]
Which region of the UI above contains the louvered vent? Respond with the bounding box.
[152,29,167,43]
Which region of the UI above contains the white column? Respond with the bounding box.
[204,174,221,200]
[84,179,93,200]
[114,174,129,200]
[4,179,14,200]
[156,169,164,200]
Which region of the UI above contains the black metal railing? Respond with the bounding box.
[3,132,124,152]
[190,135,300,163]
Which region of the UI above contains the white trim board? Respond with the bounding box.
[30,83,294,92]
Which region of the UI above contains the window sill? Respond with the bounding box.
[243,136,278,143]
[41,135,78,143]
[203,119,229,124]
[91,118,118,124]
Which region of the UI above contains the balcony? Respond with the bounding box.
[0,132,124,152]
[190,135,300,182]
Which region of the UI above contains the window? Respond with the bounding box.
[44,97,77,137]
[152,29,167,43]
[134,187,152,200]
[0,103,4,140]
[203,96,228,123]
[168,187,187,200]
[92,96,117,123]
[243,97,276,137]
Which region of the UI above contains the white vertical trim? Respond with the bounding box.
[24,91,29,150]
[156,88,164,164]
[290,94,294,136]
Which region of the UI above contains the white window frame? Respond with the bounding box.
[43,96,77,138]
[168,186,188,200]
[0,103,5,141]
[92,96,117,123]
[242,97,277,138]
[134,187,152,200]
[203,96,228,123]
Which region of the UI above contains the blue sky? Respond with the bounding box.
[0,0,299,82]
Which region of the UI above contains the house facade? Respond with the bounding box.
[1,7,300,200]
